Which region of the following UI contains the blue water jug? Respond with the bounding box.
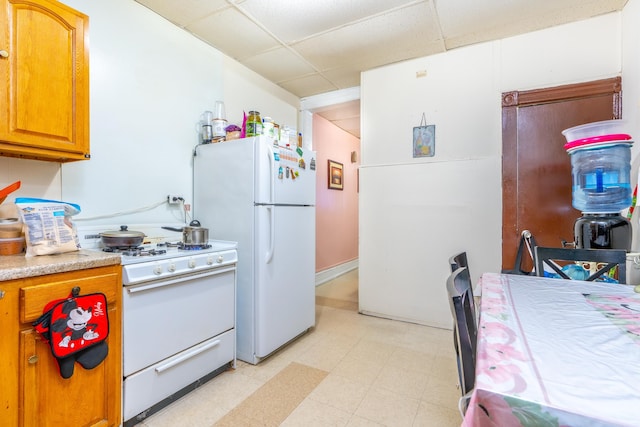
[567,142,632,213]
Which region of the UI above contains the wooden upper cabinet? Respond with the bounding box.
[0,0,90,162]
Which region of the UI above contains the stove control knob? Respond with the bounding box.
[168,263,176,272]
[206,256,214,265]
[153,266,162,275]
[188,259,197,268]
[217,255,224,264]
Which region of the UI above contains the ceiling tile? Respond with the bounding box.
[314,100,361,121]
[242,47,317,83]
[238,0,421,43]
[292,4,441,71]
[438,0,626,48]
[135,0,629,137]
[186,8,280,59]
[318,67,362,91]
[278,74,339,98]
[330,117,361,137]
[136,0,229,26]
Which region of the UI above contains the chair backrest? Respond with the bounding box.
[446,266,477,397]
[534,246,627,283]
[449,251,476,323]
[449,251,469,274]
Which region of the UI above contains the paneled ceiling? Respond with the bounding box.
[135,0,627,138]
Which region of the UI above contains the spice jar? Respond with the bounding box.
[246,111,263,137]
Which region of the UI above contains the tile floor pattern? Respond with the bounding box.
[135,269,462,427]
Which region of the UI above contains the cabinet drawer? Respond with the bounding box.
[20,267,120,324]
[123,329,235,422]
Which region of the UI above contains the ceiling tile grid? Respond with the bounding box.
[134,0,628,137]
[237,0,422,43]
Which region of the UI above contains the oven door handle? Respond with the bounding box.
[126,266,236,293]
[154,339,222,374]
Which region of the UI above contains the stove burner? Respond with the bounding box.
[156,242,212,251]
[179,243,212,250]
[103,246,143,253]
[123,248,168,257]
[102,246,167,257]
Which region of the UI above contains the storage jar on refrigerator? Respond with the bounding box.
[193,136,316,364]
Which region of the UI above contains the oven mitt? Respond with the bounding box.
[33,292,109,379]
[54,341,109,379]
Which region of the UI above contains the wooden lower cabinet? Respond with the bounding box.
[0,265,121,427]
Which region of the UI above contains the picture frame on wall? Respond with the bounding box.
[328,160,344,190]
[413,113,435,158]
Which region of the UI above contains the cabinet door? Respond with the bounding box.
[0,0,89,162]
[17,265,122,427]
[20,308,120,427]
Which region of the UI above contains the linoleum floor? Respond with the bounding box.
[135,269,461,427]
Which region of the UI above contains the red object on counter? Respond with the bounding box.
[0,181,20,204]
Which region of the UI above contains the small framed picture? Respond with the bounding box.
[328,160,343,190]
[413,124,435,157]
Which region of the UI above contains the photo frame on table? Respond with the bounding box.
[328,160,343,190]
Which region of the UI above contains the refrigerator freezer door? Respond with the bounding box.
[254,204,315,358]
[254,137,316,206]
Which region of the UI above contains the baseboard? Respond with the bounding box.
[315,259,358,286]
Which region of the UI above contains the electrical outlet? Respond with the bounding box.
[167,195,183,205]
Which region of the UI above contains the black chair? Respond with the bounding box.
[449,251,469,274]
[534,246,627,283]
[449,251,477,324]
[446,266,477,412]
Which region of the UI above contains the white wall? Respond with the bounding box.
[359,12,624,328]
[2,0,299,227]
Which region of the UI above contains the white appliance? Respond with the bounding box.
[193,136,316,364]
[76,225,237,426]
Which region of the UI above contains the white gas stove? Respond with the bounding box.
[76,223,238,425]
[118,241,237,285]
[76,223,237,284]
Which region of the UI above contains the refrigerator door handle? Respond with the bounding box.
[265,205,275,263]
[266,142,275,204]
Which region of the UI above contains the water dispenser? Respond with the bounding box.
[562,120,633,251]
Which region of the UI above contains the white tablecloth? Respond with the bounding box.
[463,273,640,427]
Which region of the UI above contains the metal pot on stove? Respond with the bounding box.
[162,220,209,245]
[99,225,146,248]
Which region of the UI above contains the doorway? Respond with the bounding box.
[501,77,622,271]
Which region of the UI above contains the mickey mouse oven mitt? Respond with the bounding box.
[33,291,109,379]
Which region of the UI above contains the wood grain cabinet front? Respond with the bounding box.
[0,0,90,162]
[0,265,121,427]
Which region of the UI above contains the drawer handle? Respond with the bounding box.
[0,50,8,58]
[154,339,221,374]
[28,355,39,364]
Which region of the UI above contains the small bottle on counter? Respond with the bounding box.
[246,111,263,137]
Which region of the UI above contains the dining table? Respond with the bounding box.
[462,272,640,427]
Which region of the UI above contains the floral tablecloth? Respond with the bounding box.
[462,273,640,427]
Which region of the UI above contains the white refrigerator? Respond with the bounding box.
[193,136,316,364]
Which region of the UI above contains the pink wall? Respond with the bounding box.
[314,114,360,272]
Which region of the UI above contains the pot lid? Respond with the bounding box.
[99,225,145,238]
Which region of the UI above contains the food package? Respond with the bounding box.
[15,198,81,257]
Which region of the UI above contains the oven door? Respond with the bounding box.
[122,265,235,377]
